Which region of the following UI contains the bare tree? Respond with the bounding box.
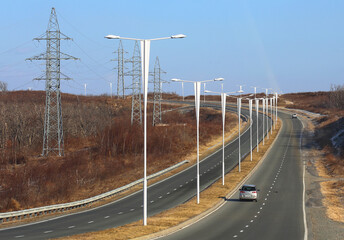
[0,81,8,92]
[329,84,344,109]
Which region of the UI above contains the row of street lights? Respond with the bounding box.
[105,32,278,226]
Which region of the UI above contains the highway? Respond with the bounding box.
[162,110,305,240]
[0,102,269,239]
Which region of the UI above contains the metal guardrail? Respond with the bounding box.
[0,160,189,223]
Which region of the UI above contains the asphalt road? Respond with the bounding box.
[162,111,305,240]
[0,102,269,240]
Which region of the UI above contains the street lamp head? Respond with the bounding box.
[171,78,181,82]
[214,78,224,81]
[171,34,187,39]
[105,35,120,39]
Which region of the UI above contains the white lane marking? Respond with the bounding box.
[245,225,249,228]
[44,230,53,234]
[118,212,123,215]
[265,198,267,200]
[159,196,163,199]
[180,185,183,187]
[300,119,308,240]
[263,203,266,205]
[260,207,263,209]
[15,236,24,238]
[254,215,257,218]
[257,211,260,214]
[105,215,110,218]
[233,235,238,238]
[88,221,94,224]
[167,192,170,195]
[186,181,189,184]
[68,226,75,229]
[173,188,177,191]
[250,220,254,222]
[150,200,154,203]
[130,209,135,211]
[240,230,244,233]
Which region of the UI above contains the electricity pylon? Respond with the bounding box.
[114,40,126,99]
[150,57,167,126]
[27,8,78,156]
[125,41,142,125]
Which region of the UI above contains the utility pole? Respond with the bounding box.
[126,41,142,125]
[27,7,78,156]
[114,40,126,99]
[151,57,166,126]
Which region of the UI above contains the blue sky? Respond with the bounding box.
[0,0,343,96]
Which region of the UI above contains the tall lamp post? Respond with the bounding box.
[205,87,241,185]
[172,78,223,203]
[106,33,186,226]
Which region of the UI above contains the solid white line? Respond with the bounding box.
[300,119,308,240]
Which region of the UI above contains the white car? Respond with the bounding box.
[292,113,297,119]
[239,184,258,202]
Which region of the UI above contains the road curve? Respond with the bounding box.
[0,102,268,240]
[162,110,305,240]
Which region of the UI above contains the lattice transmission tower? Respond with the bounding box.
[151,57,167,126]
[27,8,78,156]
[114,40,126,99]
[125,41,142,125]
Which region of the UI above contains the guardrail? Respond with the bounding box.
[0,160,189,223]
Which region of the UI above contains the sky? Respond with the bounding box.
[0,0,343,96]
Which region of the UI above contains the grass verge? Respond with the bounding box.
[61,118,282,240]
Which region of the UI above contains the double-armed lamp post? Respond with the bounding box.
[172,78,223,203]
[204,86,242,185]
[105,33,186,226]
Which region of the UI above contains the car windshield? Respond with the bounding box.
[242,186,256,191]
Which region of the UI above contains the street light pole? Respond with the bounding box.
[205,86,242,185]
[255,98,259,152]
[203,83,206,103]
[237,97,241,172]
[194,82,201,203]
[249,99,253,161]
[106,33,185,226]
[182,82,184,101]
[221,92,226,185]
[262,97,265,145]
[172,78,223,203]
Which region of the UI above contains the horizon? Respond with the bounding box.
[1,0,343,96]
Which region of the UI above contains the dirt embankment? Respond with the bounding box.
[280,91,344,224]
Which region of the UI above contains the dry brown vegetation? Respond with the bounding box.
[62,115,282,240]
[0,91,237,212]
